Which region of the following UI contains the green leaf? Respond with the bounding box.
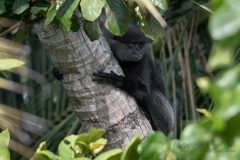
[76,133,89,144]
[0,0,6,15]
[209,0,240,41]
[44,2,57,28]
[57,0,80,34]
[152,0,169,17]
[0,71,10,78]
[83,19,99,41]
[94,149,123,160]
[71,15,80,32]
[88,128,106,143]
[14,24,29,44]
[141,132,169,160]
[180,123,212,160]
[12,0,29,14]
[104,0,131,36]
[139,13,165,40]
[30,0,49,14]
[0,59,25,70]
[56,0,64,10]
[80,0,105,21]
[0,129,10,160]
[120,135,141,160]
[36,141,47,152]
[30,150,59,160]
[89,138,107,155]
[73,158,91,160]
[58,135,78,159]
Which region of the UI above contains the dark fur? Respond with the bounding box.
[93,26,174,135]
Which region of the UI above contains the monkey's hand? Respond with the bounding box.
[53,67,63,81]
[92,70,124,87]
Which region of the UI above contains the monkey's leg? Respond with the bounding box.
[147,91,174,135]
[53,67,63,81]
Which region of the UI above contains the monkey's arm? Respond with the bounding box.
[92,70,149,105]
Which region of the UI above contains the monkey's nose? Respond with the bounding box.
[135,45,140,51]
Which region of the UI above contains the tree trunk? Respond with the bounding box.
[33,11,152,149]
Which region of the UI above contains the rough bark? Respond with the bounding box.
[33,12,152,149]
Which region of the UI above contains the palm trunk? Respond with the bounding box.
[33,11,152,149]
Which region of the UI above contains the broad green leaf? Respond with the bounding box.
[14,24,29,44]
[30,0,49,14]
[94,149,122,160]
[180,123,212,160]
[141,132,169,160]
[120,135,141,160]
[71,15,80,32]
[152,0,169,17]
[89,138,107,155]
[80,0,105,21]
[12,0,29,14]
[0,129,10,160]
[58,135,78,159]
[139,13,165,40]
[76,133,89,144]
[57,0,80,34]
[88,128,106,143]
[209,1,240,40]
[104,0,131,36]
[196,77,211,93]
[44,2,57,28]
[73,158,91,160]
[83,19,99,41]
[206,42,234,71]
[0,58,25,70]
[30,150,59,160]
[0,129,10,146]
[0,0,6,15]
[57,16,72,34]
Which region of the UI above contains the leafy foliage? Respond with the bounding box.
[0,129,10,160]
[0,0,168,39]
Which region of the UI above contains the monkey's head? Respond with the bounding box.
[109,26,147,62]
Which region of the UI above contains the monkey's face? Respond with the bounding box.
[125,42,145,62]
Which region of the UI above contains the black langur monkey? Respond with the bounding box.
[92,26,174,135]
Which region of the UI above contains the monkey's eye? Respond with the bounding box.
[129,42,135,47]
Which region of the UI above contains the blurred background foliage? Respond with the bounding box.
[1,0,240,159]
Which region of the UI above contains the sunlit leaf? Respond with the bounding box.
[57,0,80,34]
[44,2,57,28]
[0,58,25,70]
[80,0,105,21]
[58,135,78,159]
[104,0,131,36]
[209,1,240,40]
[30,150,59,160]
[12,0,29,14]
[94,149,122,160]
[139,13,165,40]
[36,142,47,152]
[89,138,107,155]
[0,129,10,160]
[120,135,141,160]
